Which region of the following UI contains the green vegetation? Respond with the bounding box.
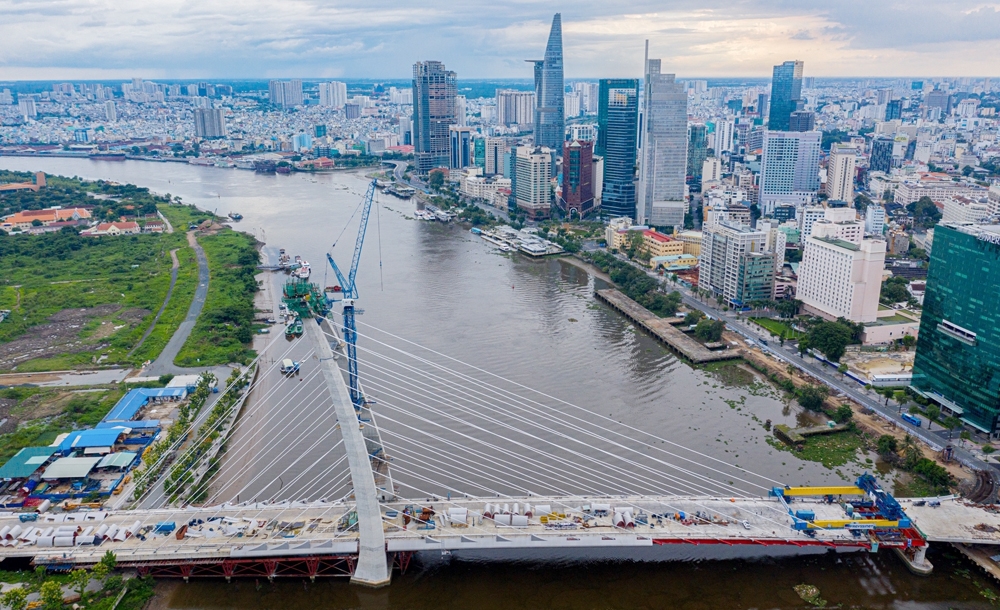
[586,251,683,317]
[769,426,866,469]
[694,317,725,342]
[0,551,153,610]
[876,433,954,494]
[751,317,805,340]
[163,208,260,367]
[907,196,941,229]
[0,387,123,462]
[880,275,912,305]
[796,384,830,412]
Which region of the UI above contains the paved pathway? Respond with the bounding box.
[144,232,210,377]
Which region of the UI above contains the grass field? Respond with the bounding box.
[750,317,806,340]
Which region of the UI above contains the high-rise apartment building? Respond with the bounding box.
[699,221,774,307]
[870,138,894,174]
[18,99,36,119]
[104,100,117,123]
[268,80,303,108]
[758,130,821,212]
[559,140,595,216]
[768,60,803,131]
[573,82,600,113]
[318,81,347,108]
[564,92,581,118]
[827,144,858,203]
[687,124,708,181]
[713,119,735,153]
[412,60,457,175]
[885,99,903,121]
[449,126,473,170]
[865,205,886,235]
[637,58,688,228]
[913,223,1000,435]
[484,138,506,176]
[193,108,226,138]
[496,90,535,128]
[596,79,639,219]
[925,90,951,115]
[702,157,722,183]
[514,146,553,219]
[797,208,884,323]
[530,14,564,149]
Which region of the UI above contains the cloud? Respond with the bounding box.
[0,0,998,79]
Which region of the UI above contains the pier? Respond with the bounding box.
[595,289,741,364]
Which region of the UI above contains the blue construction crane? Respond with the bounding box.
[326,179,377,410]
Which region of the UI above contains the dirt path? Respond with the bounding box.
[127,248,181,358]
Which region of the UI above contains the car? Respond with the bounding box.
[740,520,751,530]
[258,328,270,334]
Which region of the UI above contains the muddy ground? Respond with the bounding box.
[0,305,149,371]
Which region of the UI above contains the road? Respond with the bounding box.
[632,259,996,475]
[144,231,211,377]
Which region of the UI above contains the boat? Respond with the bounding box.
[295,261,311,279]
[228,212,243,221]
[325,285,342,293]
[278,249,291,268]
[89,152,126,161]
[470,228,482,235]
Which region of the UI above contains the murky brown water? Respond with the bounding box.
[3,157,997,608]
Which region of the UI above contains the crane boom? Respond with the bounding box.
[326,179,378,408]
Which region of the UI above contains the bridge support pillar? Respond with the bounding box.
[894,545,934,575]
[307,320,390,587]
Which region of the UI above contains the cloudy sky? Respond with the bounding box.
[2,0,1000,80]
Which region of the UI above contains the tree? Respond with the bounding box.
[926,405,941,429]
[880,277,910,304]
[428,169,445,190]
[684,310,704,326]
[776,299,800,319]
[807,321,852,362]
[100,550,117,571]
[798,337,810,357]
[902,334,916,349]
[906,196,941,229]
[1,587,27,610]
[837,363,849,377]
[694,318,725,342]
[834,403,853,423]
[91,560,110,584]
[797,384,829,412]
[943,416,963,439]
[876,434,899,456]
[70,569,90,602]
[40,581,62,610]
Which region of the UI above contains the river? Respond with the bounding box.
[2,157,996,608]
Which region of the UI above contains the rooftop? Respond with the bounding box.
[0,447,56,480]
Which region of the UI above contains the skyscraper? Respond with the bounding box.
[758,130,821,212]
[484,137,506,175]
[268,80,303,108]
[870,137,894,174]
[788,110,815,132]
[193,108,226,138]
[885,99,903,121]
[529,14,564,149]
[768,60,803,131]
[826,144,858,203]
[596,79,639,220]
[319,82,347,108]
[449,126,473,170]
[559,140,595,216]
[913,224,1000,435]
[104,100,117,123]
[412,60,457,175]
[637,57,688,228]
[496,90,535,128]
[687,124,708,181]
[514,146,553,219]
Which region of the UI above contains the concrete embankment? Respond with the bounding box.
[595,289,742,364]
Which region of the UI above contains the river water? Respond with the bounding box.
[2,157,995,608]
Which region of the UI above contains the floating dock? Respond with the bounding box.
[595,289,741,364]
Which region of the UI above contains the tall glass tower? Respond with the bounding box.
[596,79,639,220]
[529,14,564,149]
[768,60,803,131]
[412,61,457,175]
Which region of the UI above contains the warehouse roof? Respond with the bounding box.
[103,388,186,423]
[0,447,56,480]
[58,429,125,452]
[41,457,101,480]
[96,452,137,469]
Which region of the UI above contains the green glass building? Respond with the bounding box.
[913,223,1000,435]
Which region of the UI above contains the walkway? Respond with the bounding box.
[144,232,210,378]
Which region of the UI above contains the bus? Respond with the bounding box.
[901,413,922,427]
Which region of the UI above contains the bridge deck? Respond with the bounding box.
[0,494,958,567]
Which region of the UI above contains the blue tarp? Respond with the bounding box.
[102,388,186,422]
[58,429,125,452]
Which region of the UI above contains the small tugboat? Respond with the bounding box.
[228,212,243,221]
[295,260,311,279]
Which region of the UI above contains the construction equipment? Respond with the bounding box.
[326,179,377,410]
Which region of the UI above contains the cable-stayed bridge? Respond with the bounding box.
[3,315,1000,586]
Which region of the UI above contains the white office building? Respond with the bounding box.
[865,205,886,235]
[514,146,553,219]
[699,221,774,307]
[759,130,821,213]
[104,100,117,123]
[702,157,722,183]
[826,144,857,203]
[798,206,826,239]
[797,210,885,323]
[941,195,992,224]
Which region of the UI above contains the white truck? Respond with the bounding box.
[280,359,300,375]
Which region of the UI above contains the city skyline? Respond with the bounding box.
[3,2,1000,81]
